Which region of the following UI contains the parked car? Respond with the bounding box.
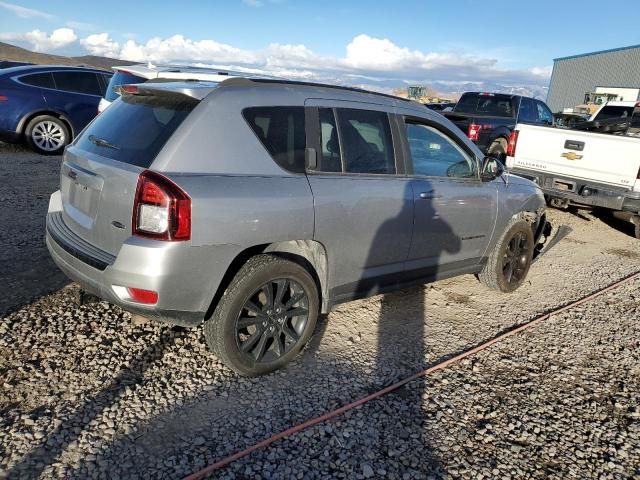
[505,102,640,237]
[0,65,111,154]
[99,64,272,113]
[571,101,638,134]
[46,78,556,376]
[443,92,554,161]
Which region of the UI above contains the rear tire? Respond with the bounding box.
[25,115,70,155]
[204,254,319,376]
[479,218,534,293]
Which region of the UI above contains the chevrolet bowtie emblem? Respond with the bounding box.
[561,152,583,161]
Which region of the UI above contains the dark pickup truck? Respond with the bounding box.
[443,92,554,161]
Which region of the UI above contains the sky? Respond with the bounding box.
[1,0,639,91]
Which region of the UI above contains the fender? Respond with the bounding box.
[17,109,77,138]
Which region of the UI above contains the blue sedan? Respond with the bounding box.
[0,65,112,154]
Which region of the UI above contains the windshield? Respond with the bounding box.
[453,93,516,118]
[104,70,146,102]
[76,94,197,168]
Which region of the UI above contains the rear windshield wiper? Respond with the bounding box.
[88,135,120,150]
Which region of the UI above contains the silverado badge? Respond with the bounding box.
[561,152,583,161]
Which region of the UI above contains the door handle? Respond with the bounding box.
[419,191,442,200]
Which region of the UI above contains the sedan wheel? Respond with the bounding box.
[25,115,70,155]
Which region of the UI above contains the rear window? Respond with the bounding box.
[104,70,146,102]
[454,93,516,118]
[594,106,634,121]
[243,107,306,173]
[19,72,55,89]
[76,94,196,168]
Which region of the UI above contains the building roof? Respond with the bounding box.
[554,44,640,62]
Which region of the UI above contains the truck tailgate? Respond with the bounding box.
[508,124,640,188]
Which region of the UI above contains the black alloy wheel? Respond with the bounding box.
[235,279,309,363]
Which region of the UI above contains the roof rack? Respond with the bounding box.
[219,77,415,103]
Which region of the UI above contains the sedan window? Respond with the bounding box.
[52,71,102,96]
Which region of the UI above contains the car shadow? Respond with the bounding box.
[591,209,638,239]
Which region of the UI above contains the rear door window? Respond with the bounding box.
[19,72,55,89]
[52,71,102,95]
[336,108,395,174]
[75,94,197,168]
[243,107,306,173]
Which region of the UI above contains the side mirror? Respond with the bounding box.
[481,156,505,181]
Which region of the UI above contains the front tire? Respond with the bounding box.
[25,115,70,155]
[204,254,319,376]
[479,219,534,292]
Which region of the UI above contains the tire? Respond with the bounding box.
[24,115,70,155]
[479,218,534,293]
[204,254,319,376]
[487,139,507,163]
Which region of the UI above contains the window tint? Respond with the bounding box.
[19,72,55,89]
[243,107,306,173]
[76,94,196,168]
[104,71,146,102]
[318,108,342,172]
[52,71,102,95]
[454,93,515,118]
[536,101,554,125]
[405,122,476,178]
[594,106,634,120]
[518,98,537,123]
[337,108,395,174]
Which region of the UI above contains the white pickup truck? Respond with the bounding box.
[505,102,640,238]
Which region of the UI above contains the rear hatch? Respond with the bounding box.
[60,87,200,256]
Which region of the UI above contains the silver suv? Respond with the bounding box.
[46,78,552,376]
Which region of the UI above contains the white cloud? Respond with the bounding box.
[118,34,258,64]
[241,0,284,6]
[80,33,120,57]
[0,1,55,20]
[529,65,553,78]
[0,28,77,51]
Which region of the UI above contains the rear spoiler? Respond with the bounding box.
[117,80,218,101]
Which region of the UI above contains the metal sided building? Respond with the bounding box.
[546,45,640,112]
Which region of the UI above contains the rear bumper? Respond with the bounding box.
[510,168,640,213]
[46,191,240,327]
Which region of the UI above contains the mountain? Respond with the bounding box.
[0,42,136,71]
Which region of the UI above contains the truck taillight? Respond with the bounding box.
[507,130,519,157]
[132,170,191,241]
[468,124,482,142]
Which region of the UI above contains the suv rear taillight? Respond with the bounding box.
[507,130,519,157]
[468,123,482,142]
[0,95,8,102]
[132,170,191,241]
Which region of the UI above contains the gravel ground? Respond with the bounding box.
[1,144,640,479]
[0,143,68,316]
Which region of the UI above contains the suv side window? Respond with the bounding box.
[518,98,537,124]
[243,106,306,173]
[318,108,342,172]
[405,121,476,178]
[336,108,395,174]
[52,71,102,96]
[19,72,55,89]
[536,101,554,125]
